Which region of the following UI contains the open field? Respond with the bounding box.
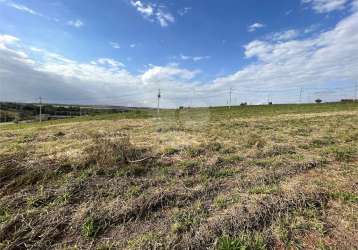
[0,103,357,249]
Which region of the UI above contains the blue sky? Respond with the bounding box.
[0,0,358,107]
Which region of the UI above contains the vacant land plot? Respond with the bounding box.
[0,103,357,249]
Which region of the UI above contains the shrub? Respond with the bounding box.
[85,134,148,168]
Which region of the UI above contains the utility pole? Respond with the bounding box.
[299,87,303,104]
[355,83,357,102]
[39,96,42,123]
[157,89,161,115]
[229,87,232,109]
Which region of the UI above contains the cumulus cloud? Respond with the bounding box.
[67,19,84,28]
[0,35,201,107]
[248,23,265,32]
[302,0,348,13]
[141,65,199,85]
[213,10,358,103]
[1,8,358,107]
[130,0,175,27]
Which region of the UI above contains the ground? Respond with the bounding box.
[0,103,357,249]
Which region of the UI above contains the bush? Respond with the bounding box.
[85,134,148,168]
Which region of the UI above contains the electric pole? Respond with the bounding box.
[355,83,357,102]
[299,87,303,104]
[229,87,232,109]
[157,89,161,115]
[39,96,42,123]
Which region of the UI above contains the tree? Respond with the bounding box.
[315,98,322,104]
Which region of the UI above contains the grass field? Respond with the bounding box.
[0,103,357,249]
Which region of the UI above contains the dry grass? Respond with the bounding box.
[0,105,357,249]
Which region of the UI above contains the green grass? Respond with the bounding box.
[0,102,357,249]
[217,233,267,250]
[331,191,358,203]
[2,102,357,131]
[82,217,100,238]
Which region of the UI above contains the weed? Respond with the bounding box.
[172,204,207,234]
[216,233,267,250]
[163,147,180,156]
[331,146,357,162]
[203,166,236,179]
[262,144,296,157]
[53,191,71,206]
[331,191,358,203]
[127,233,163,250]
[185,146,205,157]
[0,208,11,224]
[216,155,244,165]
[246,133,266,148]
[82,217,100,238]
[213,194,241,209]
[249,184,279,195]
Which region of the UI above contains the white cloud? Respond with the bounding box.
[7,2,42,16]
[130,0,154,17]
[248,22,265,32]
[180,54,211,62]
[156,8,175,27]
[213,10,358,103]
[0,35,201,107]
[0,34,19,45]
[270,29,300,41]
[1,9,358,106]
[97,58,125,68]
[109,42,120,49]
[178,7,191,16]
[130,44,136,48]
[141,65,199,85]
[352,0,358,11]
[130,0,175,27]
[302,0,348,13]
[67,19,84,28]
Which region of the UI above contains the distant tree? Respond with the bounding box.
[268,102,273,105]
[240,102,247,106]
[315,98,322,104]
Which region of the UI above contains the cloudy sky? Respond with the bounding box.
[0,0,358,107]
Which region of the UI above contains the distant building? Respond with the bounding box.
[341,99,357,103]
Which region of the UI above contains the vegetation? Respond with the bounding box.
[0,103,357,249]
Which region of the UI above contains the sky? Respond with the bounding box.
[0,0,358,107]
